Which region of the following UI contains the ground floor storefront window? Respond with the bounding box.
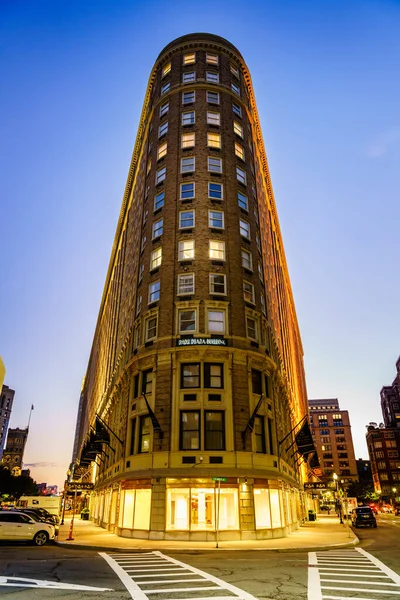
[253,488,283,529]
[118,488,151,530]
[166,487,239,531]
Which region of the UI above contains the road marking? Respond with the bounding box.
[100,550,258,600]
[0,575,112,591]
[308,548,400,599]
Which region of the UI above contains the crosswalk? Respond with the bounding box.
[308,548,400,599]
[100,550,258,600]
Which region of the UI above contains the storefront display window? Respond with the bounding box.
[133,489,151,529]
[166,487,238,531]
[254,488,283,529]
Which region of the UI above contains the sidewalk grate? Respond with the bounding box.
[100,551,258,600]
[308,548,400,599]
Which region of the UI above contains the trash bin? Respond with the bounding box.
[308,510,316,522]
[80,510,89,520]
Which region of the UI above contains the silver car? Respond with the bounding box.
[0,510,55,545]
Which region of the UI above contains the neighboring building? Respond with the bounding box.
[73,33,310,541]
[309,398,358,486]
[380,357,400,428]
[366,424,400,497]
[0,385,15,461]
[356,458,373,485]
[2,427,28,475]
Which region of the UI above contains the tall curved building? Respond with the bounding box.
[73,33,310,541]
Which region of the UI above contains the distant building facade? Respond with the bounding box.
[0,385,15,461]
[309,398,358,486]
[380,357,400,428]
[356,458,373,486]
[2,427,28,475]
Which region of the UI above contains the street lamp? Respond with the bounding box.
[333,473,343,524]
[392,487,397,509]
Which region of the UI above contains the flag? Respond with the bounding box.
[31,405,34,410]
[295,420,315,457]
[142,393,163,433]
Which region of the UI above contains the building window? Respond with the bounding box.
[258,263,263,282]
[246,316,258,341]
[183,52,196,65]
[208,157,222,173]
[136,294,142,315]
[207,111,220,126]
[182,110,195,126]
[206,71,219,83]
[206,53,219,65]
[239,219,250,239]
[208,210,224,229]
[232,102,242,117]
[150,247,162,270]
[178,309,197,333]
[177,273,195,295]
[231,82,240,95]
[235,142,245,160]
[157,142,167,160]
[179,209,195,229]
[155,166,166,185]
[161,82,170,95]
[152,218,163,239]
[207,310,225,333]
[255,416,266,453]
[260,292,266,315]
[154,191,164,211]
[243,281,255,304]
[205,411,225,450]
[204,363,223,388]
[182,71,196,83]
[138,264,144,282]
[180,182,195,200]
[181,133,195,149]
[251,369,262,394]
[208,182,223,199]
[236,167,247,185]
[206,90,220,104]
[238,192,248,211]
[230,64,240,78]
[149,280,160,303]
[180,411,200,450]
[233,121,243,137]
[138,416,151,453]
[162,62,171,77]
[181,156,195,173]
[207,132,221,148]
[141,369,153,395]
[158,121,168,137]
[209,240,225,260]
[160,102,169,117]
[145,315,158,341]
[181,364,200,388]
[178,240,195,260]
[209,273,226,295]
[182,90,195,104]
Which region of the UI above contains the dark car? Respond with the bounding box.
[15,509,59,536]
[351,506,377,528]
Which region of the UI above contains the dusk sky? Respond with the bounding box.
[1,0,399,489]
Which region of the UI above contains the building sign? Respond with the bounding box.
[212,477,227,482]
[66,482,94,492]
[304,482,326,490]
[177,337,226,347]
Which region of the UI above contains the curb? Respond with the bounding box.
[55,536,359,553]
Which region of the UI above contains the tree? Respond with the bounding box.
[0,465,37,501]
[346,480,375,502]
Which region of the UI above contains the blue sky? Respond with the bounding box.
[1,0,399,488]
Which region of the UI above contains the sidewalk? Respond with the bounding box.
[56,514,358,552]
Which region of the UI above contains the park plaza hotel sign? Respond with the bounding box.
[176,337,227,347]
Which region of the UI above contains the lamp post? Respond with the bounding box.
[333,473,343,524]
[392,487,397,510]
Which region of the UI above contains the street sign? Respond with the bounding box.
[66,482,94,492]
[304,482,326,490]
[212,477,227,482]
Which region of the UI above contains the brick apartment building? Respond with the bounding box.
[0,385,15,461]
[309,398,358,486]
[72,33,311,541]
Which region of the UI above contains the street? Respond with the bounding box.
[0,515,399,599]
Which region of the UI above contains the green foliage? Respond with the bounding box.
[346,480,375,502]
[0,465,37,500]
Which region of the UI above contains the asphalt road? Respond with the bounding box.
[0,515,398,600]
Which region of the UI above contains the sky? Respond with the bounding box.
[1,0,399,490]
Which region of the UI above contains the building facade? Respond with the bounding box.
[380,357,400,428]
[73,33,310,541]
[2,427,28,475]
[309,398,358,486]
[0,385,15,461]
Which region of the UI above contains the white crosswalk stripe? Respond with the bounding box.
[308,548,400,599]
[100,551,258,600]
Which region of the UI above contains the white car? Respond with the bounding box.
[0,510,55,545]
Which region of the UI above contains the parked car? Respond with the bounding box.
[15,509,59,536]
[0,510,55,545]
[351,506,377,528]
